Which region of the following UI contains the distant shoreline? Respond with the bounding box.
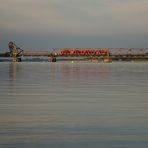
[0,58,148,63]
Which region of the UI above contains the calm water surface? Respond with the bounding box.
[0,62,148,148]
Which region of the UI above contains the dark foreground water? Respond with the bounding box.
[0,62,148,148]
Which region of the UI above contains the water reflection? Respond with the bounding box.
[0,63,148,148]
[9,63,17,81]
[58,63,109,81]
[9,63,23,81]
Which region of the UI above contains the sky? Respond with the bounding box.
[0,0,148,51]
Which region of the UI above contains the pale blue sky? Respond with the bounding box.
[0,0,148,50]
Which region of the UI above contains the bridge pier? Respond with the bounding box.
[103,51,111,62]
[12,49,22,62]
[48,56,56,62]
[12,53,22,62]
[9,42,23,62]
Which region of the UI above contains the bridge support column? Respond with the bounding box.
[103,50,111,62]
[9,42,22,62]
[12,54,17,62]
[48,56,56,62]
[12,54,22,62]
[12,49,22,62]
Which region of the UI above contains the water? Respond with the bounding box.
[0,62,148,148]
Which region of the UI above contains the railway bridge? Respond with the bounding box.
[0,42,148,62]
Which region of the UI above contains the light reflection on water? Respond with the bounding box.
[0,62,148,148]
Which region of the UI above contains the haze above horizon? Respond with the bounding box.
[0,0,148,51]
